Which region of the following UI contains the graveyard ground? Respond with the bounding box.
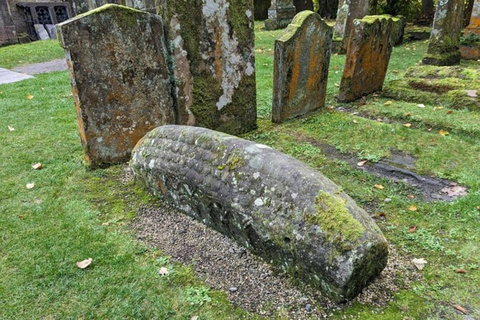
[1,24,479,319]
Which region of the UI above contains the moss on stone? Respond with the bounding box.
[305,191,365,251]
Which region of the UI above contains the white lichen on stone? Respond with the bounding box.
[254,198,264,206]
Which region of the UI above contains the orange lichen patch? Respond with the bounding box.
[461,45,480,60]
[306,34,320,92]
[288,38,302,105]
[214,31,223,80]
[466,16,480,35]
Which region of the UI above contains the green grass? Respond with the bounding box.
[0,40,65,69]
[1,22,480,319]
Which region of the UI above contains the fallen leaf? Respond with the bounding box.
[439,129,449,136]
[404,123,412,128]
[333,65,339,70]
[26,183,35,189]
[440,185,467,197]
[446,110,454,114]
[353,120,359,124]
[455,268,467,274]
[392,69,399,73]
[34,199,43,204]
[357,160,367,166]
[409,226,417,233]
[76,258,93,269]
[417,104,426,108]
[334,83,340,87]
[191,316,199,320]
[374,184,384,190]
[18,215,24,219]
[412,258,427,270]
[27,94,33,100]
[427,128,432,132]
[159,267,169,276]
[32,163,43,170]
[433,106,443,111]
[408,205,417,211]
[378,212,386,217]
[407,194,415,199]
[465,90,477,98]
[8,125,15,131]
[384,101,392,106]
[377,118,383,122]
[453,305,468,315]
[328,105,335,110]
[102,222,110,226]
[405,112,411,117]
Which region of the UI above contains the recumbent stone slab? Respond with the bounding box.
[131,125,388,302]
[57,5,175,167]
[156,0,257,135]
[338,15,394,102]
[272,11,333,123]
[422,0,464,66]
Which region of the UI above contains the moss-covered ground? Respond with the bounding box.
[1,22,479,319]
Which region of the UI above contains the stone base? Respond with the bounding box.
[460,44,480,60]
[422,51,462,66]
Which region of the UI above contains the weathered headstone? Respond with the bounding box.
[156,0,257,135]
[422,0,464,66]
[363,14,406,46]
[338,16,393,102]
[272,11,332,123]
[333,0,369,53]
[45,24,57,40]
[34,24,50,40]
[131,125,389,302]
[57,5,175,167]
[265,0,297,30]
[0,0,17,46]
[461,0,480,60]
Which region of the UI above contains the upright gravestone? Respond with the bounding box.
[272,11,332,123]
[338,16,394,102]
[461,0,480,60]
[265,0,297,30]
[422,0,464,66]
[57,4,175,167]
[334,0,369,53]
[156,0,257,135]
[0,1,17,45]
[465,0,480,35]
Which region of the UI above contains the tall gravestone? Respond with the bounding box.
[57,5,175,167]
[422,0,464,66]
[334,0,369,53]
[265,0,297,30]
[155,0,257,135]
[465,0,480,35]
[272,11,332,123]
[338,16,394,102]
[0,1,16,45]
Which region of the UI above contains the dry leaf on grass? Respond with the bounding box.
[405,112,411,117]
[32,163,43,170]
[159,267,169,276]
[384,101,392,106]
[440,185,467,197]
[409,226,417,233]
[102,222,110,226]
[76,258,93,269]
[374,184,384,190]
[446,110,454,114]
[27,94,33,100]
[408,205,417,211]
[404,123,412,128]
[455,268,467,274]
[8,125,15,131]
[26,183,35,189]
[439,129,449,136]
[412,258,427,270]
[417,104,426,108]
[453,305,468,314]
[357,160,367,166]
[34,199,43,204]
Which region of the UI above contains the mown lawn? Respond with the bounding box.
[1,22,479,319]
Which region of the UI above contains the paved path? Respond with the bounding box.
[0,59,67,85]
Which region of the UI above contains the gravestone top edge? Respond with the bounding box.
[277,10,331,43]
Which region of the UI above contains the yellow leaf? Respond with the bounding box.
[32,163,43,170]
[353,120,359,124]
[408,205,417,211]
[405,112,411,117]
[439,129,449,136]
[8,125,15,131]
[76,258,93,269]
[384,101,392,106]
[404,123,412,128]
[26,183,35,189]
[27,94,33,100]
[374,184,384,189]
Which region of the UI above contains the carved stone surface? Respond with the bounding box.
[333,0,369,53]
[338,15,393,102]
[272,11,332,123]
[57,4,175,167]
[265,0,297,30]
[131,125,389,302]
[422,0,464,66]
[156,0,257,135]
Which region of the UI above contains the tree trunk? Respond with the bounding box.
[464,0,475,27]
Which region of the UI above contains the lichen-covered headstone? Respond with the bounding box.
[422,0,464,66]
[57,4,175,167]
[364,14,405,46]
[338,16,393,102]
[461,0,480,60]
[333,0,369,53]
[272,11,332,123]
[131,125,388,302]
[265,0,297,30]
[156,0,257,135]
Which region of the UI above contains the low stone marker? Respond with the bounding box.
[422,0,464,65]
[333,0,369,53]
[338,16,393,102]
[265,0,297,30]
[57,5,175,167]
[461,0,480,60]
[131,125,388,302]
[272,11,332,123]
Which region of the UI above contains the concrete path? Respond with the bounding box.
[12,59,67,75]
[0,67,34,85]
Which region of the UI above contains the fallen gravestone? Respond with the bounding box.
[422,0,464,65]
[272,11,333,123]
[265,0,297,30]
[461,0,480,60]
[57,5,175,167]
[338,16,394,102]
[131,125,388,302]
[333,0,369,53]
[157,0,257,135]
